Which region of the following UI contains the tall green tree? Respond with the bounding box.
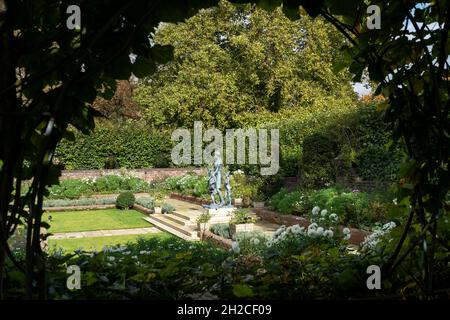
[134,0,357,130]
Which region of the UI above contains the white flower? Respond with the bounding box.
[312,206,321,215]
[307,229,317,237]
[382,221,396,231]
[316,227,324,236]
[343,228,351,234]
[320,209,328,217]
[344,233,351,241]
[231,241,240,253]
[251,238,260,245]
[266,240,273,248]
[291,224,302,234]
[123,251,131,255]
[308,223,318,230]
[132,255,138,260]
[329,213,338,222]
[324,229,334,238]
[107,256,115,262]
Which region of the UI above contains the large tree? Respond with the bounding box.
[134,0,357,130]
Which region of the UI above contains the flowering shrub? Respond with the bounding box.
[268,187,391,228]
[46,175,151,199]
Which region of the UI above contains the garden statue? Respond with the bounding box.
[207,168,218,206]
[204,150,230,208]
[224,171,232,206]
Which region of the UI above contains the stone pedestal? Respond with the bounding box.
[204,206,235,224]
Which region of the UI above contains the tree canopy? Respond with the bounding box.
[134,0,357,130]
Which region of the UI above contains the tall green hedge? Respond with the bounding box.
[55,120,174,170]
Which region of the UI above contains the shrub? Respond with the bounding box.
[209,224,232,239]
[94,175,123,192]
[47,179,93,199]
[43,198,116,207]
[162,203,174,214]
[116,192,135,209]
[135,197,155,209]
[268,189,308,215]
[300,133,339,189]
[230,209,257,225]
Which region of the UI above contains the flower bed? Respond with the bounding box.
[44,204,116,212]
[170,192,207,205]
[254,207,370,245]
[201,230,233,249]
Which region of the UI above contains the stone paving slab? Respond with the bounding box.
[49,227,159,240]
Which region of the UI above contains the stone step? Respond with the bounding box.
[143,215,199,241]
[172,210,201,221]
[165,213,197,226]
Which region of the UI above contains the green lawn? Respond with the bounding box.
[43,209,151,233]
[49,233,172,253]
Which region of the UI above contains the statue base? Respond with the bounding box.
[202,205,235,224]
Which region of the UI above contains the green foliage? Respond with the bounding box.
[209,224,232,239]
[268,188,304,215]
[134,0,356,131]
[300,133,339,188]
[55,120,174,170]
[135,197,155,210]
[161,203,175,214]
[196,212,212,224]
[47,179,94,199]
[230,208,257,224]
[165,173,209,197]
[269,187,391,228]
[46,175,151,199]
[43,197,116,207]
[116,192,136,209]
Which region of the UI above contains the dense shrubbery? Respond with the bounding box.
[300,133,339,189]
[268,187,393,228]
[36,215,449,300]
[46,175,151,199]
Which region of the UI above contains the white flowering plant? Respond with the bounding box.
[235,231,268,256]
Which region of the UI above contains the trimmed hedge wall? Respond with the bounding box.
[55,120,174,170]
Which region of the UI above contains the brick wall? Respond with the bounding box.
[60,167,206,182]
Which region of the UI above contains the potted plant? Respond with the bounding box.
[196,211,212,241]
[153,194,164,214]
[252,193,266,209]
[162,203,174,214]
[229,208,257,237]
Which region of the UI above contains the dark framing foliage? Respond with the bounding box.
[0,0,449,299]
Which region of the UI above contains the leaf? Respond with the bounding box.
[232,284,254,297]
[132,56,156,78]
